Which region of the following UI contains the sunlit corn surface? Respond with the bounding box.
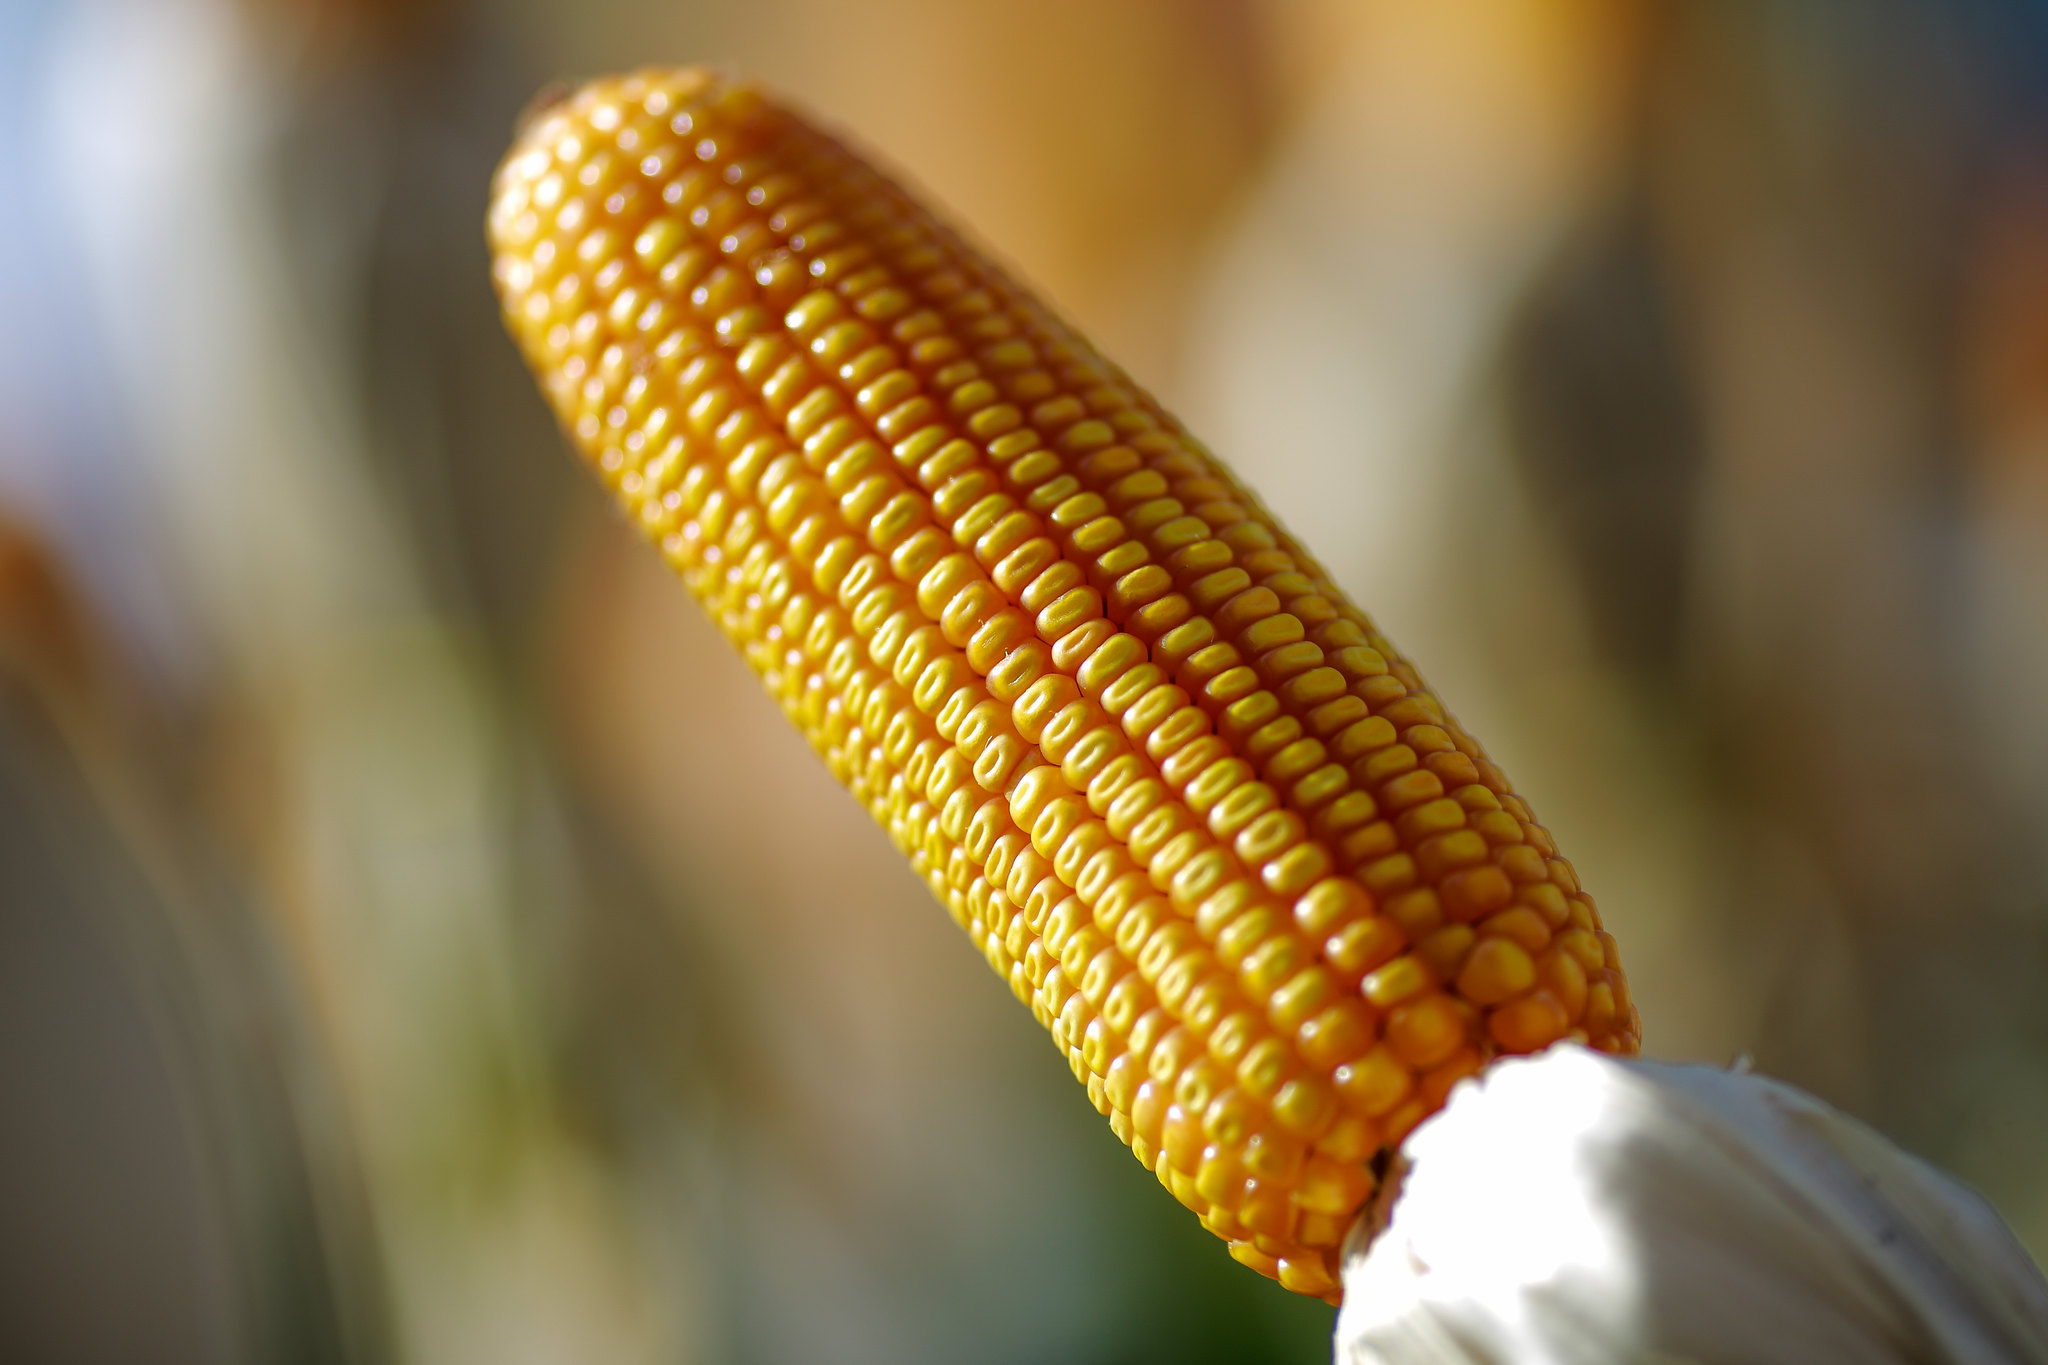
[5,2,2048,1361]
[487,68,1639,1298]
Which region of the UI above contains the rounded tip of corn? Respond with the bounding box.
[486,66,1641,1301]
[494,67,738,205]
[510,78,575,141]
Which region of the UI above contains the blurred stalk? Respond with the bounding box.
[0,512,378,1362]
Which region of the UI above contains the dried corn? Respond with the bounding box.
[486,67,1639,1300]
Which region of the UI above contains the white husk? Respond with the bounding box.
[1335,1047,2048,1365]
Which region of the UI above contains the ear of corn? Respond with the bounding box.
[487,68,1639,1301]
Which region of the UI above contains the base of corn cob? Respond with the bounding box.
[488,67,1639,1300]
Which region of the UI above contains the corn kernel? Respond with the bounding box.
[1297,998,1377,1070]
[1325,915,1405,981]
[1362,953,1433,1008]
[1386,992,1470,1070]
[1295,1152,1374,1217]
[1458,936,1539,1006]
[1333,1045,1413,1117]
[1489,989,1570,1052]
[1314,1112,1379,1164]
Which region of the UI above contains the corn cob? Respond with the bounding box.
[487,68,1639,1300]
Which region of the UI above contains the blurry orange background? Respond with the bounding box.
[3,1,2046,1361]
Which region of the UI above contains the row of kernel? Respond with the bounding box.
[686,286,1401,1258]
[544,253,1376,1268]
[772,136,1496,801]
[740,115,1632,1050]
[675,299,1396,1206]
[764,289,1360,910]
[598,346,1176,1145]
[591,130,1398,1083]
[745,165,1589,1055]
[491,77,1630,1186]
[738,126,1544,912]
[496,107,1435,1093]
[499,133,1327,1154]
[516,101,1613,1064]
[659,358,1376,1277]
[524,80,1613,1285]
[651,229,1372,1293]
[640,140,1403,1011]
[490,74,1632,1306]
[577,96,1417,982]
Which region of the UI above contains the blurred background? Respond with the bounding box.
[2,0,2046,1360]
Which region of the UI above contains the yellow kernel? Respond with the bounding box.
[1238,1180,1297,1241]
[1294,1153,1372,1217]
[1556,929,1605,970]
[1537,945,1590,1022]
[1360,852,1418,896]
[1324,915,1405,982]
[1270,1074,1338,1139]
[1499,844,1549,884]
[1478,905,1551,954]
[1385,992,1468,1070]
[1382,887,1443,940]
[1259,842,1327,901]
[1331,715,1399,763]
[1269,1252,1335,1301]
[1268,966,1337,1033]
[1195,1145,1246,1207]
[1242,1130,1305,1184]
[1314,1113,1379,1165]
[1361,953,1432,1008]
[1184,757,1252,817]
[1203,1090,1260,1150]
[1416,924,1476,981]
[1585,979,1619,1036]
[1293,876,1371,936]
[1521,881,1571,926]
[1442,864,1515,920]
[1489,990,1569,1052]
[1297,999,1375,1070]
[1332,1045,1411,1117]
[1206,895,1267,957]
[1418,829,1490,879]
[1234,1036,1292,1100]
[1209,781,1279,839]
[1233,808,1303,867]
